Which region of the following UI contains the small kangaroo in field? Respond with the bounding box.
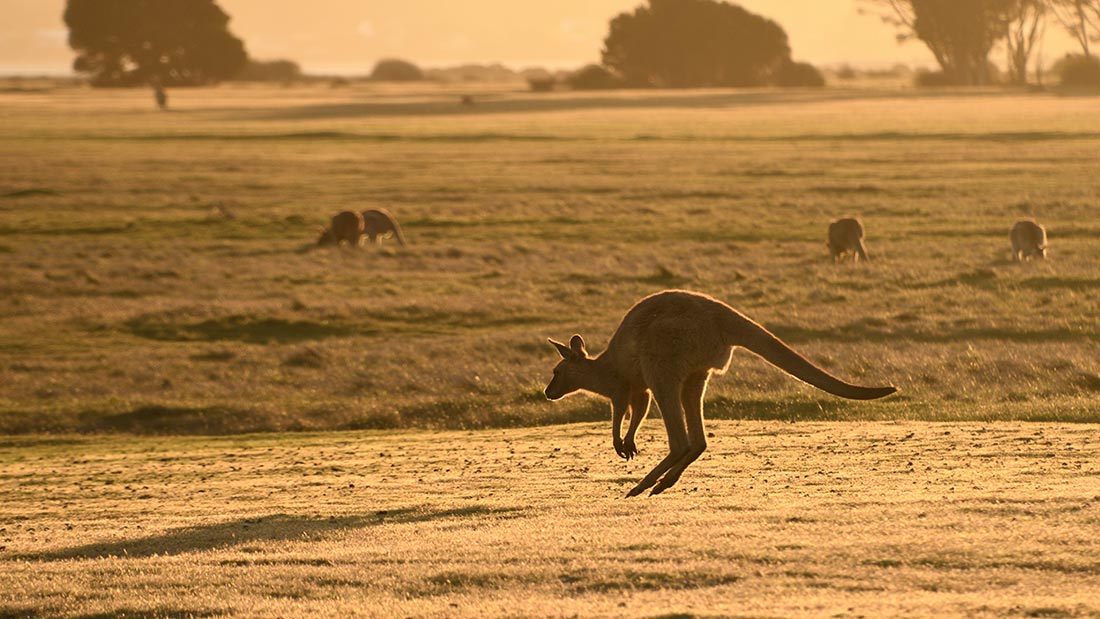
[317,210,364,247]
[545,290,896,497]
[827,217,869,263]
[361,208,407,247]
[1011,219,1047,261]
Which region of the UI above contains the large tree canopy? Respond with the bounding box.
[601,0,791,87]
[865,0,1015,85]
[1048,0,1100,56]
[64,0,248,87]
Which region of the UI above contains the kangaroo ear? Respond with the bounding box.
[548,338,572,359]
[569,334,587,357]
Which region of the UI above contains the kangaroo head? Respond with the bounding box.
[544,335,591,400]
[316,227,335,246]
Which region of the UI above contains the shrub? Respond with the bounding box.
[1055,54,1100,88]
[370,58,424,82]
[775,60,825,87]
[566,64,623,90]
[234,59,302,82]
[914,69,954,87]
[526,75,557,92]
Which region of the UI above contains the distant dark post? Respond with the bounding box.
[154,84,167,110]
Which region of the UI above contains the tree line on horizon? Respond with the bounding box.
[62,0,1100,90]
[863,0,1100,87]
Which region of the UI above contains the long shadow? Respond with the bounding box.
[124,314,359,344]
[220,88,1044,123]
[770,321,1093,344]
[1,610,219,619]
[11,505,523,562]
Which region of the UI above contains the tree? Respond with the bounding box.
[1004,0,1046,84]
[566,64,623,90]
[64,0,248,87]
[1047,0,1100,56]
[369,59,424,82]
[234,59,302,83]
[601,0,791,87]
[862,0,1015,85]
[775,59,826,87]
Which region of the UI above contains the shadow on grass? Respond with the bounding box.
[769,321,1093,344]
[0,610,218,619]
[213,88,1070,124]
[81,405,286,435]
[124,314,358,344]
[707,397,853,421]
[14,505,523,562]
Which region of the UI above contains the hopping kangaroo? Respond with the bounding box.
[317,210,364,247]
[827,217,868,263]
[545,290,896,497]
[361,208,407,247]
[1010,219,1047,261]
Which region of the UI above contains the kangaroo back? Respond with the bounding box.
[721,310,896,400]
[362,208,407,246]
[1011,219,1047,259]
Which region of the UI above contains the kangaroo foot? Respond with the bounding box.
[649,474,680,495]
[627,474,663,497]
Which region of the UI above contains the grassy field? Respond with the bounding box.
[3,421,1100,618]
[3,83,1100,617]
[3,84,1100,433]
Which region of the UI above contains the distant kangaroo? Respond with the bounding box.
[827,217,869,263]
[545,290,896,497]
[317,211,364,247]
[361,208,407,247]
[1011,219,1047,261]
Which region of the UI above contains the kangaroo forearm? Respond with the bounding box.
[612,406,626,441]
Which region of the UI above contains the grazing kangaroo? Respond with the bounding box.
[545,290,896,497]
[317,210,365,247]
[1011,219,1047,261]
[361,208,407,247]
[827,217,869,263]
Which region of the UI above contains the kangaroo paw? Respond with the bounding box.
[623,439,638,460]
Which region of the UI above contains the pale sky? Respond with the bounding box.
[1,0,1075,76]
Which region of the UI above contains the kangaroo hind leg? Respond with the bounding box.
[651,371,710,495]
[626,380,688,498]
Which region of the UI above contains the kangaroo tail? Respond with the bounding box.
[723,311,896,400]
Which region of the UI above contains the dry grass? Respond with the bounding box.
[2,84,1100,433]
[3,421,1100,618]
[4,83,1100,617]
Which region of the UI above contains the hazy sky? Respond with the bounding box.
[2,0,1074,75]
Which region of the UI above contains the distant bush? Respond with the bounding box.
[526,74,557,92]
[833,64,858,80]
[566,64,623,90]
[424,64,523,83]
[915,62,1002,88]
[1055,54,1100,88]
[914,69,954,87]
[234,59,302,83]
[775,60,825,87]
[370,58,424,82]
